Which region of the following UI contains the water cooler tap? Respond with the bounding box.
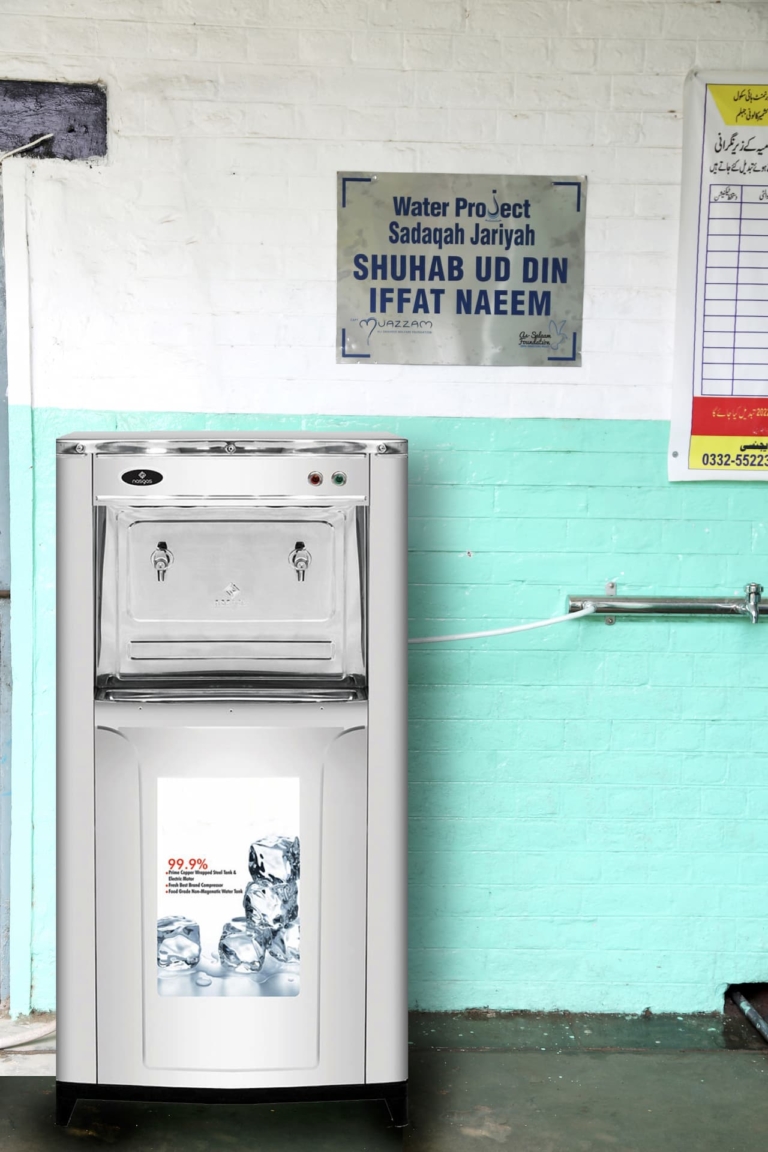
[151,541,174,582]
[289,541,311,582]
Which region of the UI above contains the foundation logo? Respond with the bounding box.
[518,320,568,350]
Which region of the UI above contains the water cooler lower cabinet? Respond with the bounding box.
[57,431,408,1128]
[93,699,367,1089]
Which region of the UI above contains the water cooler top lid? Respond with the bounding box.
[56,431,407,456]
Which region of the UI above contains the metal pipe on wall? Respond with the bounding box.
[568,584,764,624]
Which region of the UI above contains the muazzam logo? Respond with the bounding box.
[352,316,433,342]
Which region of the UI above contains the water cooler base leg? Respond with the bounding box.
[55,1079,408,1127]
[55,1087,77,1127]
[385,1091,409,1127]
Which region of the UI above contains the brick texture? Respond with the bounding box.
[2,0,766,420]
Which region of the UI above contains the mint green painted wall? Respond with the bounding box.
[8,403,36,1016]
[12,406,768,1013]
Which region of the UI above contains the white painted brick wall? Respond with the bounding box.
[0,0,766,419]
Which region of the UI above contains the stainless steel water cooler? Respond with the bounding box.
[55,432,408,1127]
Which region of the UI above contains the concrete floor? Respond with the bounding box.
[1,1011,766,1149]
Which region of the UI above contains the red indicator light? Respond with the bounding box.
[308,471,323,486]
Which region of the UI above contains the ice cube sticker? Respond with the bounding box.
[157,773,301,996]
[248,835,300,884]
[244,879,299,932]
[219,918,273,973]
[157,916,201,970]
[269,920,300,964]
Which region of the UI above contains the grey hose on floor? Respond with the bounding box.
[0,1021,56,1050]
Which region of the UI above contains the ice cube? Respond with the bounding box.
[157,916,201,969]
[269,919,300,963]
[243,879,298,931]
[248,835,300,883]
[218,917,273,972]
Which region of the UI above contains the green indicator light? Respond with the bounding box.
[332,471,347,486]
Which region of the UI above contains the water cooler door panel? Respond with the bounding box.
[97,503,365,680]
[127,517,334,625]
[95,705,367,1088]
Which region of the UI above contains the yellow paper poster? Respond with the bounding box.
[688,436,768,470]
[709,85,768,127]
[669,73,768,480]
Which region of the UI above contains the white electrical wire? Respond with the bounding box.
[408,603,596,644]
[0,133,54,164]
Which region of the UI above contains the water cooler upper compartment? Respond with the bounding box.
[96,503,366,683]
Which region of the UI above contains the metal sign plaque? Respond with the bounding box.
[337,171,586,367]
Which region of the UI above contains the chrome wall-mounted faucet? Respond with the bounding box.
[743,582,763,624]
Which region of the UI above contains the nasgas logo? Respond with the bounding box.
[214,582,245,608]
[122,469,163,486]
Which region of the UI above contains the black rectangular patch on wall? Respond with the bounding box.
[0,81,106,160]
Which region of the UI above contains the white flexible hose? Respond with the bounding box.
[0,133,54,164]
[408,603,596,644]
[0,1020,56,1050]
